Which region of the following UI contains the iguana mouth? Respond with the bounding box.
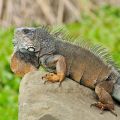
[10,51,39,77]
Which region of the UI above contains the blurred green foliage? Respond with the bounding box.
[0,27,20,120]
[67,5,120,66]
[0,4,120,120]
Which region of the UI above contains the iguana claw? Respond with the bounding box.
[42,73,63,86]
[42,73,60,82]
[90,102,117,116]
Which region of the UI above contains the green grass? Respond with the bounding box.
[0,4,120,120]
[0,27,20,120]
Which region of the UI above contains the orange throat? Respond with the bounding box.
[10,53,37,77]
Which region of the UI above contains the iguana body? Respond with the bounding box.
[10,26,120,116]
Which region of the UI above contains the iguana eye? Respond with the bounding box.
[27,47,35,52]
[23,29,30,34]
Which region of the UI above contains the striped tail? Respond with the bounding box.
[112,77,120,102]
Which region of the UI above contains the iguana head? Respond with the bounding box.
[10,27,55,77]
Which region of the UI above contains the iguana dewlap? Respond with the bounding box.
[11,52,37,76]
[10,26,120,116]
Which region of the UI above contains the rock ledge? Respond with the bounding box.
[19,71,120,120]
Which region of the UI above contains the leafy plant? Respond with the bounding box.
[0,27,20,120]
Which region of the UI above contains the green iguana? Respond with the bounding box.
[10,26,120,116]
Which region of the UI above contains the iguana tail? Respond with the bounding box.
[112,77,120,102]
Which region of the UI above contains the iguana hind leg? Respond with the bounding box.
[92,81,117,116]
[42,55,66,86]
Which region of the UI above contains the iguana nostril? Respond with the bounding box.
[15,28,24,33]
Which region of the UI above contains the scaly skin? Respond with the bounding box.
[11,52,37,76]
[10,27,120,116]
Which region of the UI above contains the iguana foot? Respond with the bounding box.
[91,102,117,116]
[42,73,63,86]
[42,73,60,82]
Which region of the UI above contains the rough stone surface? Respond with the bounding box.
[19,71,120,120]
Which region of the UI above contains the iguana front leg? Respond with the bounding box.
[42,55,66,85]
